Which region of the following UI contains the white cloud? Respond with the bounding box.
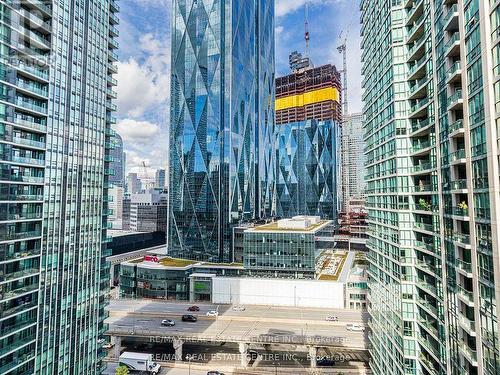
[276,0,338,17]
[115,119,161,144]
[116,24,170,118]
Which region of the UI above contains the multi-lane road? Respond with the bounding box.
[106,299,369,349]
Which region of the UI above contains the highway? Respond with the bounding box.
[106,300,368,349]
[108,299,369,325]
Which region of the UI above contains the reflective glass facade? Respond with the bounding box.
[276,119,338,219]
[0,0,117,374]
[0,1,50,373]
[362,0,500,374]
[169,0,275,263]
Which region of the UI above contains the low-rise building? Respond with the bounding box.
[122,191,168,232]
[119,256,244,301]
[243,216,333,279]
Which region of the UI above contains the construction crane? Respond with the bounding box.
[142,161,151,180]
[337,33,348,119]
[305,2,310,57]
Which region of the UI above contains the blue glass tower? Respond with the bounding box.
[169,0,275,262]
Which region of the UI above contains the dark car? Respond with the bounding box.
[187,305,200,311]
[247,350,259,361]
[207,372,224,375]
[317,357,335,367]
[182,314,198,322]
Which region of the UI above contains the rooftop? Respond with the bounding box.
[124,256,244,270]
[248,217,331,234]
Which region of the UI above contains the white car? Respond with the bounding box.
[346,323,365,332]
[232,305,245,311]
[206,310,219,317]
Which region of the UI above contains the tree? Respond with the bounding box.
[115,365,129,375]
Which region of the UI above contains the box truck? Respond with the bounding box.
[119,352,161,374]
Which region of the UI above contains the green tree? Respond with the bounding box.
[115,365,129,375]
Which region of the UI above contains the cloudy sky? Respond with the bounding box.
[115,0,362,177]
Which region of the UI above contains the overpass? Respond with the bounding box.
[105,299,369,368]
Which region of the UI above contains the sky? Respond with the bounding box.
[115,0,362,177]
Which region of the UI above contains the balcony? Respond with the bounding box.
[12,136,45,149]
[0,193,43,201]
[443,4,459,31]
[17,62,49,82]
[406,0,424,26]
[447,89,463,110]
[16,79,49,98]
[106,115,117,124]
[410,160,435,174]
[23,0,52,16]
[108,50,119,62]
[448,119,464,136]
[10,115,46,133]
[16,97,48,114]
[444,33,460,57]
[109,37,119,50]
[456,259,473,278]
[413,221,437,233]
[408,54,428,80]
[410,117,433,136]
[106,89,117,99]
[408,76,429,100]
[1,283,39,302]
[108,63,118,74]
[1,268,39,284]
[446,61,462,84]
[410,138,434,156]
[11,155,45,166]
[457,285,475,306]
[0,229,42,242]
[110,0,120,12]
[458,342,478,366]
[407,13,425,43]
[409,97,431,118]
[407,34,427,63]
[109,25,119,37]
[0,211,43,222]
[416,332,441,361]
[109,12,119,25]
[449,149,466,165]
[442,179,467,192]
[458,314,476,337]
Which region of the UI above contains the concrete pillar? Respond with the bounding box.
[309,346,317,368]
[172,338,183,361]
[239,342,249,367]
[112,336,121,359]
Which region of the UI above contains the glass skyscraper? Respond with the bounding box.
[0,0,117,374]
[362,0,500,374]
[168,0,275,263]
[275,63,342,220]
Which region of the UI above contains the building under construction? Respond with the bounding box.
[275,52,342,219]
[276,58,342,125]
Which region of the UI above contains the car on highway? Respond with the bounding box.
[232,305,245,311]
[182,314,198,322]
[317,357,336,366]
[346,323,365,331]
[187,305,200,311]
[207,372,224,375]
[326,315,338,321]
[206,310,219,317]
[161,319,175,327]
[247,350,259,361]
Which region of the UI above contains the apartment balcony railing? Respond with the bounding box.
[447,90,463,108]
[0,230,42,241]
[13,136,45,149]
[443,179,467,191]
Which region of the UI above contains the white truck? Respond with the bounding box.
[119,352,161,374]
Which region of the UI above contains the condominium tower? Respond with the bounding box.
[168,0,275,262]
[109,132,126,188]
[0,0,118,374]
[275,62,341,219]
[362,0,500,374]
[340,112,365,211]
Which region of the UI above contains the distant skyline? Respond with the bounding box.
[115,0,362,176]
